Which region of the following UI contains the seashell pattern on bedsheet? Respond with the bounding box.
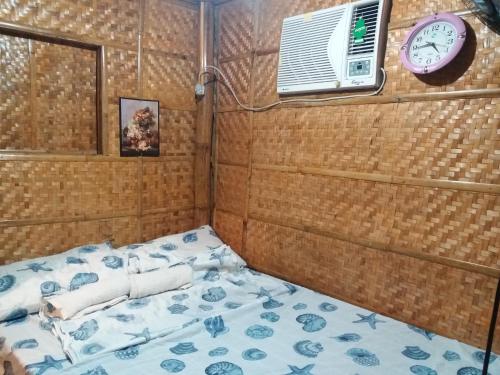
[6,237,497,375]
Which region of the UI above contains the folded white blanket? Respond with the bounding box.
[42,274,131,320]
[129,264,193,299]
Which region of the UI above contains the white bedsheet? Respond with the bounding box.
[2,254,498,375]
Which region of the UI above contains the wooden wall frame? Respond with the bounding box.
[0,21,104,155]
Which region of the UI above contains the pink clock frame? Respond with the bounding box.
[400,12,467,74]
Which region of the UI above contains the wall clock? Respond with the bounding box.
[400,13,467,74]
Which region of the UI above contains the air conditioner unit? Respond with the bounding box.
[277,0,390,95]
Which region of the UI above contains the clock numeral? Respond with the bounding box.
[447,38,454,44]
[435,55,441,61]
[447,30,453,36]
[432,25,439,31]
[426,58,432,64]
[424,29,430,35]
[416,36,423,42]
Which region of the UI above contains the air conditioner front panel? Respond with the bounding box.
[277,0,388,95]
[277,6,347,94]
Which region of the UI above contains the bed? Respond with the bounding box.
[1,226,498,375]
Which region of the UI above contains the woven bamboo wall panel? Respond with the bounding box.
[0,0,36,25]
[217,111,251,165]
[391,0,464,23]
[384,17,500,96]
[33,41,97,152]
[160,109,196,158]
[94,0,140,47]
[32,0,95,37]
[245,219,500,351]
[249,168,500,268]
[141,209,194,242]
[141,160,194,212]
[143,51,197,110]
[216,164,248,216]
[144,0,198,57]
[391,186,499,267]
[218,57,252,111]
[0,216,140,264]
[253,98,499,184]
[253,53,279,105]
[217,0,255,60]
[107,104,120,156]
[106,48,138,104]
[0,1,199,264]
[0,160,138,221]
[0,35,31,150]
[213,208,244,251]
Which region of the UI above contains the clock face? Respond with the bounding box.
[400,13,466,74]
[409,22,458,67]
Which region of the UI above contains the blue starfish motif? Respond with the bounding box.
[285,364,315,375]
[149,253,170,261]
[124,328,151,342]
[17,261,53,272]
[249,287,272,299]
[353,313,386,330]
[209,248,230,265]
[25,355,66,374]
[185,257,197,267]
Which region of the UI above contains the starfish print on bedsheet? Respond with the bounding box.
[24,355,66,375]
[249,287,272,299]
[352,313,386,330]
[124,328,151,342]
[285,364,315,375]
[209,248,230,265]
[17,262,53,272]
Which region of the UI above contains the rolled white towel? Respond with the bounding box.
[129,264,193,299]
[42,274,131,320]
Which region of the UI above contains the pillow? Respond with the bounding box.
[0,242,127,323]
[116,225,225,273]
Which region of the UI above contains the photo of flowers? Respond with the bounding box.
[119,97,160,157]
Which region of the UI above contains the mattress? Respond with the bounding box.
[1,266,497,375]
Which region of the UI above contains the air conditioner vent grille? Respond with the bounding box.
[277,8,345,88]
[348,1,379,56]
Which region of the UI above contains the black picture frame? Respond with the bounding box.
[119,97,160,157]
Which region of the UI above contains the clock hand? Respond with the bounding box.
[428,41,440,53]
[432,42,448,48]
[416,42,433,50]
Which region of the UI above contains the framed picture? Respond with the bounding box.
[119,97,160,157]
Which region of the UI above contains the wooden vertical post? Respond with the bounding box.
[194,1,214,226]
[483,277,500,375]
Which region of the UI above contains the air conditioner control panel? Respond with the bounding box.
[348,59,372,77]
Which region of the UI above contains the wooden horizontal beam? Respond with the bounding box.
[0,206,195,229]
[0,154,193,163]
[248,215,500,279]
[0,212,137,228]
[142,206,195,216]
[217,160,248,168]
[217,88,500,113]
[250,163,500,195]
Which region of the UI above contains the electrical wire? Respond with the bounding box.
[199,65,387,112]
